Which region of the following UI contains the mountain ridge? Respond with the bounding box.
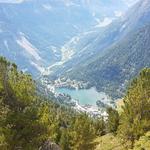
[0,0,128,75]
[46,0,150,98]
[66,24,150,98]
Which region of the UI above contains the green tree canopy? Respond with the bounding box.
[118,68,150,148]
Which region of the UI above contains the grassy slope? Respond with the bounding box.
[94,134,127,150]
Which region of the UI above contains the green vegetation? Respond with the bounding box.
[133,131,150,150]
[118,68,150,148]
[94,134,127,150]
[0,56,150,150]
[94,68,150,150]
[0,57,50,149]
[0,57,98,150]
[106,107,119,134]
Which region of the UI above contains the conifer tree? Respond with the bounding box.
[94,117,106,136]
[71,114,96,150]
[106,107,119,134]
[60,128,71,150]
[0,57,50,149]
[118,68,150,148]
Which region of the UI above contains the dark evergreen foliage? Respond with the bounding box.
[0,57,97,150]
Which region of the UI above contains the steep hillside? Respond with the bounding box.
[66,24,150,98]
[94,134,127,150]
[0,0,127,75]
[46,0,150,79]
[0,57,150,150]
[47,0,150,98]
[0,56,97,150]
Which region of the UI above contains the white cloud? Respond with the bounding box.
[95,17,113,28]
[114,11,123,17]
[42,4,52,11]
[62,0,79,7]
[92,12,96,17]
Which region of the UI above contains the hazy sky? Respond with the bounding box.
[0,0,139,6]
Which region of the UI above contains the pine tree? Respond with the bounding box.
[106,107,119,134]
[71,114,96,150]
[94,117,106,136]
[60,129,71,150]
[118,68,150,148]
[0,57,50,149]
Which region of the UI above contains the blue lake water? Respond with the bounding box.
[56,87,110,106]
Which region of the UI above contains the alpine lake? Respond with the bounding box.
[56,87,111,106]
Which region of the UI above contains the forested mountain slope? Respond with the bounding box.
[47,0,150,81]
[51,0,150,99]
[66,24,150,98]
[0,57,150,149]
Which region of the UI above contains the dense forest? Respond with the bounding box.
[0,56,150,150]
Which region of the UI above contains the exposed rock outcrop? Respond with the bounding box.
[39,140,61,150]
